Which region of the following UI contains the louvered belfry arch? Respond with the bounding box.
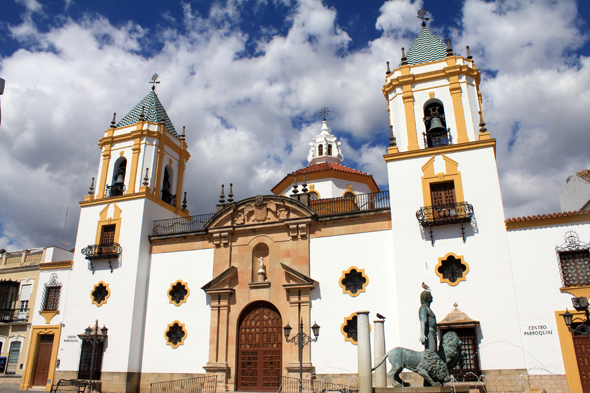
[237,301,282,391]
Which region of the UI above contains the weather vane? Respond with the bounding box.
[417,8,430,27]
[319,107,330,120]
[149,73,160,91]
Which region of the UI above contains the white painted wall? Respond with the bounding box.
[508,222,590,375]
[309,230,398,374]
[386,146,527,371]
[559,174,590,212]
[141,248,214,373]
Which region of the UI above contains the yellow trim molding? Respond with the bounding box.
[435,252,469,286]
[39,310,60,324]
[20,324,62,391]
[421,154,465,207]
[339,266,369,297]
[168,280,190,306]
[560,285,590,299]
[341,185,355,198]
[555,309,584,393]
[340,312,371,345]
[165,320,187,349]
[91,281,111,307]
[95,203,122,245]
[506,212,590,229]
[383,139,496,163]
[40,261,73,270]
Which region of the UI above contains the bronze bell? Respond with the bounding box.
[114,168,125,185]
[428,117,445,133]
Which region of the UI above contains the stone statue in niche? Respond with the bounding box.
[257,256,266,282]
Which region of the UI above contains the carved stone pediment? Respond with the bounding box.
[207,195,314,230]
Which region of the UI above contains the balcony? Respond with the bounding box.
[416,202,474,244]
[81,243,122,273]
[0,308,29,323]
[310,191,390,216]
[153,213,216,236]
[423,129,452,148]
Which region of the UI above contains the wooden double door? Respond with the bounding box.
[33,334,54,386]
[573,333,590,392]
[237,302,282,391]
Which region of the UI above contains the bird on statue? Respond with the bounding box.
[376,313,386,320]
[422,282,431,291]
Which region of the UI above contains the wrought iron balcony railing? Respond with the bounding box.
[0,308,29,323]
[106,183,125,197]
[81,243,122,260]
[423,129,452,148]
[153,212,216,236]
[416,202,474,244]
[310,191,390,216]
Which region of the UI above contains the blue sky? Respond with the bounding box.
[0,0,589,249]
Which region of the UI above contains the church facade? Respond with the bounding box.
[16,25,590,393]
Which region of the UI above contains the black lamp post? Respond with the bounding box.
[80,320,108,393]
[284,319,320,393]
[562,296,590,338]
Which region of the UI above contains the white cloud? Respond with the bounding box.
[0,0,588,249]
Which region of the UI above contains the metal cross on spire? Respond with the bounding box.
[319,107,330,120]
[417,8,430,27]
[149,73,160,91]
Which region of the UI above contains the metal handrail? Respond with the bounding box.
[310,191,390,216]
[80,243,122,260]
[0,308,29,323]
[150,375,217,393]
[423,129,452,148]
[279,376,358,393]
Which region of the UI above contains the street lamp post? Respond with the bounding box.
[81,320,108,393]
[562,296,590,338]
[284,320,320,393]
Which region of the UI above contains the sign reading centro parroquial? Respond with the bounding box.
[524,325,553,336]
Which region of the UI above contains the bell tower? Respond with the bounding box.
[60,76,192,392]
[382,10,527,372]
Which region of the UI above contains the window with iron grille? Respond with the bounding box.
[42,274,62,311]
[77,341,103,380]
[341,314,358,345]
[556,231,590,288]
[441,328,480,382]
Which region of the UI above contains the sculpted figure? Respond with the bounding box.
[419,290,437,351]
[372,331,463,387]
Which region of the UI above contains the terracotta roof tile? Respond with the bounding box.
[577,169,590,183]
[505,209,590,223]
[290,162,373,178]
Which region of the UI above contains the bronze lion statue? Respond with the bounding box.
[372,331,463,387]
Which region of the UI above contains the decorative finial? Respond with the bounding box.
[88,177,95,196]
[386,61,391,75]
[228,183,234,203]
[301,173,308,193]
[292,174,299,195]
[219,184,225,204]
[319,107,330,121]
[478,111,487,133]
[401,48,408,66]
[182,192,187,210]
[453,302,458,310]
[143,168,149,187]
[181,126,186,141]
[446,38,454,57]
[149,73,160,91]
[417,8,429,27]
[139,106,145,121]
[110,113,117,128]
[466,46,473,60]
[389,125,397,147]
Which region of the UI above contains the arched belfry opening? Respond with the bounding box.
[109,157,127,197]
[161,166,175,205]
[236,301,282,391]
[318,144,323,156]
[423,99,450,147]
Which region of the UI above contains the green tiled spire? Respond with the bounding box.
[116,90,178,137]
[405,27,454,66]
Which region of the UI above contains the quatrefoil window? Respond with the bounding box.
[435,253,469,286]
[91,282,110,307]
[341,313,358,344]
[168,280,190,306]
[339,266,369,297]
[165,321,187,348]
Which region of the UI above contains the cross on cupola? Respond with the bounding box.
[417,8,430,27]
[149,73,160,91]
[307,108,344,165]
